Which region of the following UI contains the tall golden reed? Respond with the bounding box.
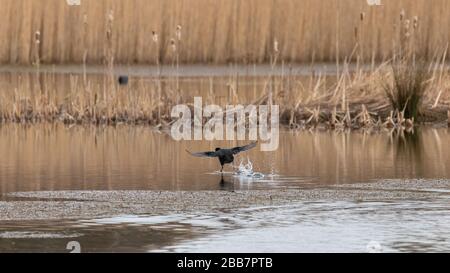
[0,0,449,64]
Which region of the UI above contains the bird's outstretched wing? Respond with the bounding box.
[186,150,218,158]
[232,141,257,154]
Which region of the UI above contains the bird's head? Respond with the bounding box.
[215,148,221,152]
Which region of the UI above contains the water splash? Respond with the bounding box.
[234,158,264,179]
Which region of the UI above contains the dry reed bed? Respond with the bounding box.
[0,2,449,130]
[0,0,450,64]
[0,61,449,130]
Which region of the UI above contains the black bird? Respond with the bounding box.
[187,141,257,172]
[118,75,129,85]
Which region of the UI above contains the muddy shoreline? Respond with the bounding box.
[1,179,449,222]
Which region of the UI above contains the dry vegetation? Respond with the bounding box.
[0,0,449,64]
[0,0,449,130]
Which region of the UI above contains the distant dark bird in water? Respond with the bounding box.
[118,75,129,85]
[187,141,257,172]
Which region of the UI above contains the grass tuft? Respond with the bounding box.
[384,57,432,120]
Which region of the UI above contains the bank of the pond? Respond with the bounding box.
[1,179,449,222]
[0,63,449,128]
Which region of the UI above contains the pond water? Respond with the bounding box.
[0,124,449,252]
[1,124,450,194]
[0,67,449,253]
[0,197,449,253]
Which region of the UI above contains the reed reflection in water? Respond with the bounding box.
[1,124,450,194]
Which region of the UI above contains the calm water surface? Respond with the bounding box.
[0,124,450,193]
[0,68,449,252]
